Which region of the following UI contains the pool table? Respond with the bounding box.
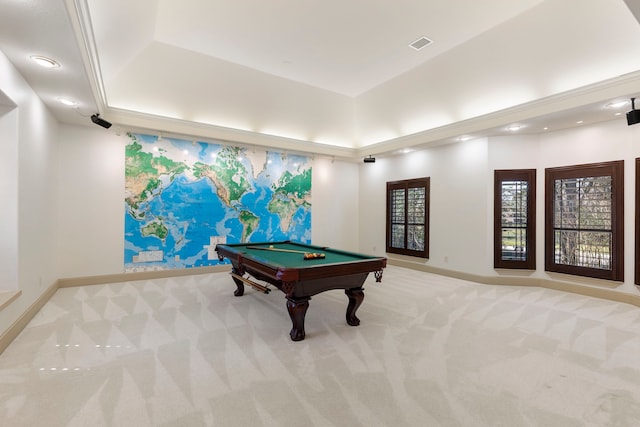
[215,241,387,341]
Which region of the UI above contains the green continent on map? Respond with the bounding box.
[267,197,297,232]
[239,210,260,241]
[125,135,189,217]
[141,220,168,240]
[275,168,312,197]
[193,146,252,207]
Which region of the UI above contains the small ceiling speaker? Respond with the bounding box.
[91,114,112,129]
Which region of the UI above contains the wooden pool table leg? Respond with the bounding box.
[345,287,364,326]
[231,268,244,296]
[286,296,310,341]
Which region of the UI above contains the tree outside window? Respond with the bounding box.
[494,169,536,269]
[545,161,623,281]
[386,178,429,258]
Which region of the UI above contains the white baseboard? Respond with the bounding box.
[388,258,640,308]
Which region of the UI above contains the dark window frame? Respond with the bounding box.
[636,158,640,285]
[386,177,430,258]
[494,169,536,269]
[544,161,624,281]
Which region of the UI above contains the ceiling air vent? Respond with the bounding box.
[409,36,432,51]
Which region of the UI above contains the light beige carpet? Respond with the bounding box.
[1,266,639,426]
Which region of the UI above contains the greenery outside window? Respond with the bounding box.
[545,161,624,281]
[494,169,536,269]
[386,178,429,258]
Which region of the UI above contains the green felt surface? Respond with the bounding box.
[224,241,377,268]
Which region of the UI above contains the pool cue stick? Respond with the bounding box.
[230,273,271,294]
[246,246,310,254]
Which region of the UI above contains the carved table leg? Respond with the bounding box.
[231,268,244,296]
[345,287,364,326]
[286,296,310,341]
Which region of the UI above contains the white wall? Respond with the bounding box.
[490,121,640,296]
[55,125,126,278]
[311,157,360,251]
[536,120,640,295]
[53,125,362,277]
[0,100,18,291]
[0,49,59,333]
[359,139,489,270]
[360,118,640,298]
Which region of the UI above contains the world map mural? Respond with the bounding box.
[124,133,312,272]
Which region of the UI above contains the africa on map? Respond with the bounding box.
[124,133,312,271]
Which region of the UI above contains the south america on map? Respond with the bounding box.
[124,133,312,271]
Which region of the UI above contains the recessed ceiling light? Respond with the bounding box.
[457,135,471,142]
[507,125,521,131]
[30,55,60,68]
[57,98,77,107]
[576,120,584,124]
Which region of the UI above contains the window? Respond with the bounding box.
[386,178,429,258]
[545,161,624,281]
[494,169,536,269]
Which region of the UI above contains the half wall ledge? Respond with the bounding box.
[0,290,21,312]
[57,265,231,288]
